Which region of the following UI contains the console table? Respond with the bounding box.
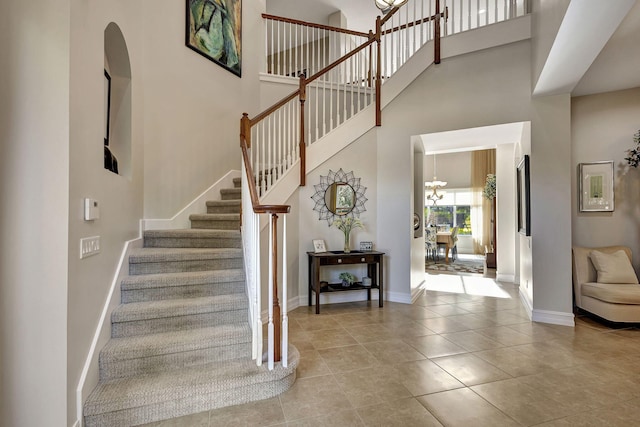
[307,251,384,314]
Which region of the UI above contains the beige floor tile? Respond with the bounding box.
[207,397,285,426]
[380,320,436,338]
[445,313,498,330]
[395,359,464,396]
[534,398,640,427]
[416,317,471,334]
[357,397,443,427]
[423,304,471,316]
[297,350,332,379]
[474,325,537,346]
[417,388,520,426]
[294,316,343,332]
[471,378,578,425]
[155,411,209,427]
[343,324,399,343]
[283,409,365,427]
[334,365,412,407]
[332,312,381,327]
[279,375,353,421]
[317,344,380,373]
[306,328,358,349]
[474,346,554,377]
[405,334,468,359]
[440,330,504,352]
[431,353,511,386]
[363,339,426,364]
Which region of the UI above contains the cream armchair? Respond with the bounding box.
[572,246,640,323]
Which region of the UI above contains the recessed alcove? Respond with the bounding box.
[104,22,132,179]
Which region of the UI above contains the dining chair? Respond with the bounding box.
[425,227,439,261]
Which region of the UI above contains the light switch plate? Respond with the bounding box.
[84,198,100,221]
[80,236,100,259]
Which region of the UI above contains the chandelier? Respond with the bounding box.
[425,155,447,205]
[375,0,409,13]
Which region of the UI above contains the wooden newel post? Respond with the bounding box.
[434,1,441,64]
[240,113,251,148]
[271,213,281,362]
[298,75,307,187]
[375,16,382,127]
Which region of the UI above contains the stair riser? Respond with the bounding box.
[190,220,240,230]
[84,372,296,427]
[111,309,247,338]
[129,258,243,275]
[144,236,241,248]
[99,342,252,382]
[122,281,245,303]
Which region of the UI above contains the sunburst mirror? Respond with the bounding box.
[311,169,368,225]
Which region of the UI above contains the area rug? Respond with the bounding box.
[425,257,485,275]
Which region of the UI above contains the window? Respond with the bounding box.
[425,189,472,235]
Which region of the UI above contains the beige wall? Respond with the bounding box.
[67,0,146,424]
[0,0,70,426]
[572,87,640,272]
[530,0,570,89]
[424,152,472,189]
[142,0,265,219]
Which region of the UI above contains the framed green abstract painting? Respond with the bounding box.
[186,0,242,77]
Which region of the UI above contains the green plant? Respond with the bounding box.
[339,272,357,284]
[625,129,640,168]
[483,174,496,199]
[332,217,364,237]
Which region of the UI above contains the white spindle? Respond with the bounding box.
[267,217,274,371]
[281,214,288,367]
[254,212,262,365]
[288,23,292,76]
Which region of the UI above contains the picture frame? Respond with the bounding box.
[312,239,327,253]
[360,241,373,252]
[579,161,614,212]
[186,0,242,77]
[517,155,531,236]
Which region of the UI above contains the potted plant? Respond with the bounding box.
[339,272,357,287]
[332,217,364,253]
[625,129,640,168]
[483,174,497,268]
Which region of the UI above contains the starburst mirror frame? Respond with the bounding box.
[311,169,368,225]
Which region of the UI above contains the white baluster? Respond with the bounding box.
[281,214,288,368]
[267,217,274,371]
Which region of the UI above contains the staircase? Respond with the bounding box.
[83,178,299,427]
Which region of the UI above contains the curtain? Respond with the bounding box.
[470,149,496,254]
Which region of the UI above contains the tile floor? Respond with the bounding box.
[141,271,640,426]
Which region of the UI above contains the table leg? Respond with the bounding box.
[445,243,450,264]
[378,258,384,307]
[308,255,312,307]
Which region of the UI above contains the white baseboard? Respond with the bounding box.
[532,309,575,327]
[518,287,533,320]
[411,280,426,303]
[496,273,515,283]
[519,287,575,326]
[261,296,301,323]
[72,420,80,427]
[142,170,240,231]
[76,237,143,425]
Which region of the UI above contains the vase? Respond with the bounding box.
[344,232,351,253]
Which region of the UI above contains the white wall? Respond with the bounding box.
[67,0,146,424]
[142,0,265,219]
[0,0,70,426]
[496,143,517,282]
[572,87,640,272]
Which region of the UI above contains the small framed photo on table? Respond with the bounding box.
[312,239,327,253]
[579,161,614,212]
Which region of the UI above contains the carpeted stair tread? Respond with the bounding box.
[112,294,247,323]
[128,247,242,263]
[84,346,300,416]
[101,323,251,362]
[144,229,240,239]
[206,200,241,207]
[121,269,245,291]
[220,188,241,200]
[188,213,240,221]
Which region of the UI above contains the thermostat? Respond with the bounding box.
[84,198,100,221]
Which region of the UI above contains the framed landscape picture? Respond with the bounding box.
[186,0,242,77]
[579,161,614,212]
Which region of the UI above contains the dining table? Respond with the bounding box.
[436,231,454,264]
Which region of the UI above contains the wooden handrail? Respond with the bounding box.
[240,114,291,215]
[262,13,370,38]
[305,34,377,86]
[382,12,440,35]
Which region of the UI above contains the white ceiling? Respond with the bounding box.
[266,0,640,97]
